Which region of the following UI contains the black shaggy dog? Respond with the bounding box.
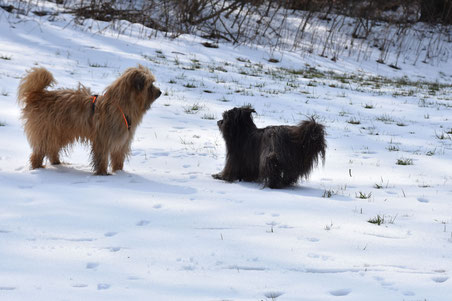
[212,106,326,188]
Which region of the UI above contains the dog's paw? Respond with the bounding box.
[31,165,45,169]
[94,171,111,176]
[212,173,223,180]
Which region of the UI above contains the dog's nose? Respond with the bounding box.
[157,90,162,98]
[217,120,223,127]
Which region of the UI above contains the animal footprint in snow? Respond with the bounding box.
[329,288,351,296]
[264,291,284,299]
[86,262,99,269]
[432,276,448,283]
[417,197,429,203]
[403,291,415,296]
[72,284,88,288]
[97,283,110,290]
[136,220,150,226]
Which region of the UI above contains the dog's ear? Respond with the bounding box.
[241,107,256,117]
[131,71,146,92]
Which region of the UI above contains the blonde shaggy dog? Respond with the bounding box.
[17,65,161,175]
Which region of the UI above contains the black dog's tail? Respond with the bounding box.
[17,67,55,107]
[293,117,326,179]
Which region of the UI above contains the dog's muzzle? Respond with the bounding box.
[217,119,223,128]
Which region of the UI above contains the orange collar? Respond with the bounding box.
[92,95,98,113]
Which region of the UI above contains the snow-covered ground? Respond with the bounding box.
[1,5,452,301]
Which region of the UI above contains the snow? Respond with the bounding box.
[1,5,452,301]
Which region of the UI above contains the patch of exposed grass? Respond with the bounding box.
[322,189,337,198]
[155,50,166,59]
[435,131,451,140]
[201,42,218,48]
[324,221,334,231]
[249,64,452,99]
[190,58,202,69]
[183,103,203,114]
[356,192,372,199]
[218,96,231,102]
[396,158,413,166]
[215,66,228,72]
[88,61,108,68]
[369,214,397,225]
[201,113,216,120]
[376,114,395,123]
[347,118,361,125]
[236,57,250,63]
[183,82,197,89]
[426,149,436,156]
[368,215,384,225]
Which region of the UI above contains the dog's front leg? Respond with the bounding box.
[212,172,224,180]
[111,144,130,173]
[30,150,45,169]
[91,140,109,175]
[212,171,237,182]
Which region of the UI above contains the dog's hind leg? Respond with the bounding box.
[48,149,61,165]
[262,152,283,188]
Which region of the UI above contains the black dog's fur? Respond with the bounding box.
[213,106,326,188]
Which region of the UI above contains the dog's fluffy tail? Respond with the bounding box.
[294,117,327,178]
[17,67,55,106]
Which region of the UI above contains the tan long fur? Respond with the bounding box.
[17,65,161,175]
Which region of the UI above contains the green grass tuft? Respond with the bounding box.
[183,82,197,89]
[322,189,337,198]
[356,192,372,199]
[347,118,361,125]
[396,158,413,165]
[368,215,385,225]
[183,103,202,114]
